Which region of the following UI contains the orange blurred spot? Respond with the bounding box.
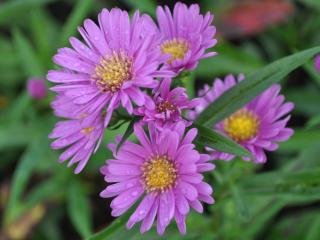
[0,95,8,109]
[4,205,45,240]
[219,0,294,38]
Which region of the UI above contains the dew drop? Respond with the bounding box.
[139,210,145,215]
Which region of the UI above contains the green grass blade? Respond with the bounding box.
[4,143,42,224]
[195,124,251,157]
[67,180,92,238]
[59,0,93,46]
[0,0,56,25]
[12,28,45,77]
[196,46,320,126]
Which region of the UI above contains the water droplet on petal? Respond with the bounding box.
[131,191,138,197]
[139,210,145,215]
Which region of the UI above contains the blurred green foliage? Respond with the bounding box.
[0,0,320,240]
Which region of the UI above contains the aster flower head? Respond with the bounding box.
[189,74,294,163]
[135,78,199,128]
[100,122,215,235]
[49,94,105,173]
[157,2,217,73]
[47,8,172,129]
[27,78,47,99]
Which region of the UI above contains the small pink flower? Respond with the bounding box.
[156,2,217,73]
[47,8,173,129]
[189,74,294,163]
[100,122,215,235]
[27,78,47,99]
[135,78,199,128]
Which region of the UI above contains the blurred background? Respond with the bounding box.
[1,0,320,239]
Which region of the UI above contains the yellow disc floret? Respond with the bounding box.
[223,109,260,142]
[93,50,132,93]
[142,155,177,193]
[156,100,176,113]
[161,38,189,64]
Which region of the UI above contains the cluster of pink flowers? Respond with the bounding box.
[47,2,294,235]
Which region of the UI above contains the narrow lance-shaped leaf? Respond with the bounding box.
[12,28,45,77]
[67,180,92,238]
[124,0,157,17]
[4,143,42,224]
[230,184,250,221]
[59,0,93,46]
[116,117,139,153]
[196,46,320,126]
[86,206,135,240]
[306,113,320,129]
[194,123,251,157]
[0,0,56,25]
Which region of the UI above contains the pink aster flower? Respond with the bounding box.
[156,2,217,73]
[100,122,215,235]
[47,8,172,129]
[135,78,199,128]
[189,74,294,163]
[315,55,320,72]
[27,78,47,99]
[49,94,105,173]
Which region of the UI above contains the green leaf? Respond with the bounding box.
[4,91,31,123]
[196,46,320,126]
[25,173,68,210]
[116,118,138,153]
[306,113,320,129]
[87,210,132,240]
[30,8,58,64]
[67,180,92,238]
[12,28,44,77]
[242,198,286,239]
[60,0,93,46]
[230,185,250,221]
[4,143,42,224]
[299,0,320,10]
[304,62,320,87]
[0,0,56,25]
[123,0,157,16]
[306,216,320,240]
[279,129,320,152]
[195,124,251,157]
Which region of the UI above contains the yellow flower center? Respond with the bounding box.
[142,155,177,193]
[156,100,176,113]
[93,50,132,93]
[81,126,95,134]
[161,38,189,64]
[223,109,260,142]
